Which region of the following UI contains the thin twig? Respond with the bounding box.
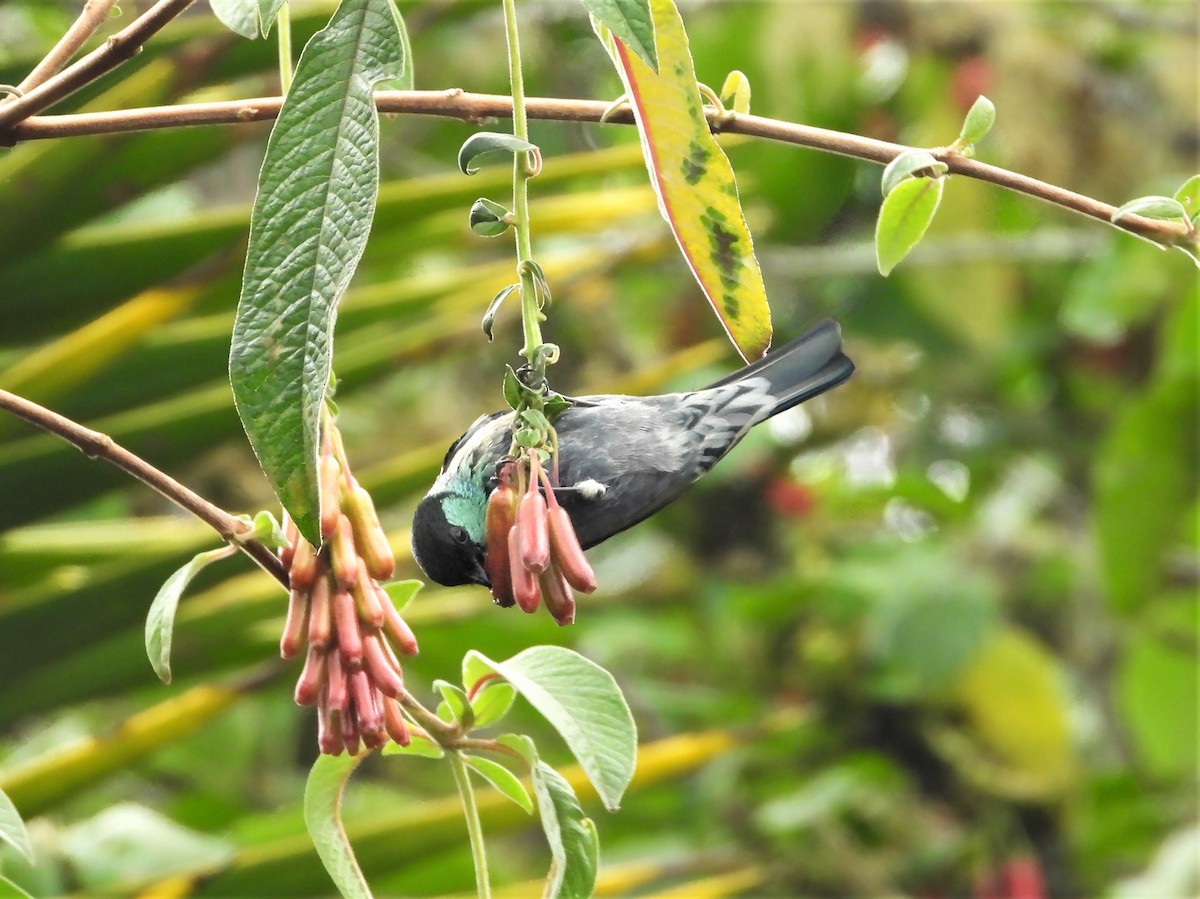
[6,89,1188,245]
[15,0,121,96]
[0,388,288,588]
[0,0,195,132]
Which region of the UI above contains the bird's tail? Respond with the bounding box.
[707,319,855,418]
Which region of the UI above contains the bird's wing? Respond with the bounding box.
[554,385,773,548]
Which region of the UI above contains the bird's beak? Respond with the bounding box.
[468,556,490,589]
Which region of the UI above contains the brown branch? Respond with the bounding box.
[15,0,121,96]
[6,89,1189,246]
[0,0,195,132]
[0,388,288,588]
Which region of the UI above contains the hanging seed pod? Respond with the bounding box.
[280,588,310,659]
[547,506,597,593]
[332,590,363,670]
[306,574,333,651]
[319,453,342,540]
[508,526,541,612]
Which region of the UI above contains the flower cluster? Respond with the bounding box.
[279,432,417,755]
[483,451,596,623]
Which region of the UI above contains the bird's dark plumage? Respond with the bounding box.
[412,319,854,586]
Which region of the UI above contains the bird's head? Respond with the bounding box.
[411,492,489,587]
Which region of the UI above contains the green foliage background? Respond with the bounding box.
[0,1,1196,896]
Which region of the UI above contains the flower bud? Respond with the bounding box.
[332,590,363,670]
[329,514,360,590]
[344,484,395,580]
[484,481,519,607]
[318,703,345,755]
[280,588,310,659]
[381,592,419,656]
[288,537,319,591]
[508,526,541,613]
[351,566,386,630]
[280,510,298,569]
[517,490,550,574]
[362,633,404,697]
[340,709,361,757]
[294,646,325,706]
[351,669,384,738]
[539,565,576,626]
[547,506,597,593]
[307,575,333,651]
[326,646,349,711]
[320,453,342,540]
[382,698,411,747]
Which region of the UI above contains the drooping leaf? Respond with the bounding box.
[209,0,260,39]
[0,787,33,865]
[257,0,289,35]
[380,732,445,759]
[464,647,637,810]
[579,0,656,70]
[1111,195,1188,224]
[596,0,772,360]
[1173,174,1200,215]
[464,755,534,814]
[532,761,599,899]
[229,0,410,546]
[875,175,945,275]
[718,69,751,115]
[957,94,995,146]
[483,284,519,342]
[144,545,237,684]
[880,149,946,198]
[457,133,539,176]
[468,197,512,237]
[304,753,372,899]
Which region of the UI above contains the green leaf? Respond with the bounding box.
[144,544,237,684]
[0,873,34,899]
[471,681,517,729]
[581,0,657,71]
[257,0,288,35]
[304,754,372,899]
[497,733,539,768]
[245,509,288,548]
[468,197,512,237]
[1117,631,1199,779]
[483,284,519,342]
[875,175,945,276]
[209,0,260,39]
[880,149,947,198]
[381,732,445,759]
[228,0,409,546]
[1173,174,1200,214]
[521,258,553,309]
[457,132,539,176]
[958,94,995,146]
[464,755,534,813]
[433,680,474,729]
[381,579,423,614]
[532,761,600,899]
[719,69,751,115]
[1111,195,1188,224]
[0,787,33,865]
[469,647,637,810]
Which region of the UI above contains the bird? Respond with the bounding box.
[411,318,855,589]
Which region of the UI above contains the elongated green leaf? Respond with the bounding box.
[580,0,656,70]
[875,175,945,275]
[596,0,772,360]
[1173,174,1200,214]
[1112,195,1188,224]
[144,545,237,684]
[471,681,517,728]
[304,753,372,899]
[210,0,260,39]
[380,733,445,759]
[465,755,534,814]
[1,873,34,898]
[229,0,409,545]
[466,647,637,810]
[532,761,599,899]
[0,787,32,864]
[258,0,289,35]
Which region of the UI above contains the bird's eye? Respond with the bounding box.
[449,526,469,545]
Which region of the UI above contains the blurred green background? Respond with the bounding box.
[0,0,1196,896]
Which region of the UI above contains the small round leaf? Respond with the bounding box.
[958,95,996,146]
[881,149,947,198]
[719,69,751,115]
[458,132,539,175]
[469,197,511,237]
[1111,195,1188,224]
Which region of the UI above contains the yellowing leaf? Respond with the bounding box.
[597,0,771,360]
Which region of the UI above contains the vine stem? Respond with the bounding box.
[4,90,1188,246]
[276,2,294,95]
[449,751,493,899]
[15,0,120,96]
[0,387,288,587]
[500,0,544,370]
